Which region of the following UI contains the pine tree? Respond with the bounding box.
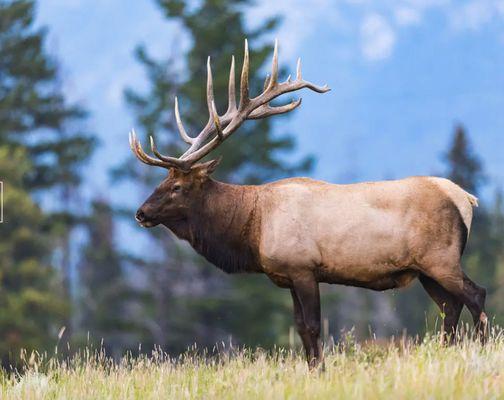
[122,0,311,352]
[0,0,95,335]
[443,125,485,195]
[0,147,67,366]
[0,0,95,191]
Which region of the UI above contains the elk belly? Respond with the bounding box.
[314,209,415,289]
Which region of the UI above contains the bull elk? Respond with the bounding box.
[130,40,487,368]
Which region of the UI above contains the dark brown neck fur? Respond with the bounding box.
[164,180,262,274]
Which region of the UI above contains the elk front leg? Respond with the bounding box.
[290,289,312,361]
[291,275,322,369]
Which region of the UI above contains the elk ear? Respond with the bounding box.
[192,157,221,177]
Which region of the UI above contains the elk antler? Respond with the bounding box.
[129,39,330,171]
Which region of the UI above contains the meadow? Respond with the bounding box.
[1,328,503,400]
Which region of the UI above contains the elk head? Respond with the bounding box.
[134,159,220,227]
[130,40,329,228]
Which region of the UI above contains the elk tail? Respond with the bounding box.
[466,192,479,208]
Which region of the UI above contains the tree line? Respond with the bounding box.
[0,0,502,365]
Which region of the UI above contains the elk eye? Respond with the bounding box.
[172,184,182,193]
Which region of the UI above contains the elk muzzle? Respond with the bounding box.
[135,207,158,228]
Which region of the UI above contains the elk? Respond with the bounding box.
[130,40,488,369]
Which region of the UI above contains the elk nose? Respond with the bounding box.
[135,209,146,223]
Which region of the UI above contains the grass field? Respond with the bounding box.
[1,329,503,400]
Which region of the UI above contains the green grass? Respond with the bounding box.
[1,329,503,399]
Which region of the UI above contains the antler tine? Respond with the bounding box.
[174,97,193,144]
[268,38,279,90]
[299,81,330,93]
[149,135,175,163]
[249,98,302,119]
[129,130,170,168]
[128,129,136,153]
[206,56,215,117]
[296,58,302,80]
[129,130,153,166]
[238,39,250,110]
[179,56,239,159]
[227,55,237,113]
[174,55,221,153]
[130,129,193,171]
[263,74,271,91]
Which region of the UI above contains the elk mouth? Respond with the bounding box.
[138,220,157,228]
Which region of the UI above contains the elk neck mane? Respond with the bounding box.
[165,180,262,274]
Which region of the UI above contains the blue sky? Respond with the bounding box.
[37,0,504,208]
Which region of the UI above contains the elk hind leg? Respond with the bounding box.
[423,266,487,343]
[462,273,488,342]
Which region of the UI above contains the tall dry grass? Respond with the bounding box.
[1,328,503,399]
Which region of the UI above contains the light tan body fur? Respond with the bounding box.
[257,176,475,290]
